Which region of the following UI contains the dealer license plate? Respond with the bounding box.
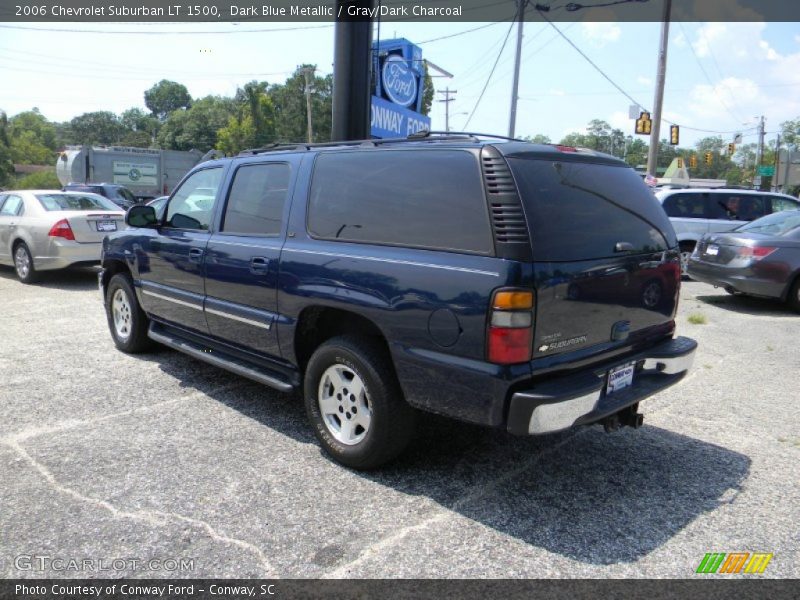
[607,362,635,395]
[705,244,719,256]
[96,220,117,232]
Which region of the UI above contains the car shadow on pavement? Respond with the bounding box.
[0,265,100,292]
[695,292,796,316]
[151,352,750,567]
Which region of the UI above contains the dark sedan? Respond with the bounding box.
[687,210,800,311]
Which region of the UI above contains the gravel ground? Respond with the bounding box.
[0,265,797,579]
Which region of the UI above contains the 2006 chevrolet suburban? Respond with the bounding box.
[100,133,697,469]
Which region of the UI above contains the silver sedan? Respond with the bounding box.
[0,190,125,283]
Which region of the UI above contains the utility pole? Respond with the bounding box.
[331,0,374,141]
[508,0,526,139]
[646,0,672,178]
[302,66,315,143]
[437,88,457,132]
[773,134,781,192]
[754,115,766,188]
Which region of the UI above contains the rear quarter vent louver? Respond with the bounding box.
[481,147,531,259]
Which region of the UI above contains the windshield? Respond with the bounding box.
[736,210,800,236]
[37,193,120,212]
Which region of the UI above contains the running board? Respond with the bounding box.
[148,325,295,393]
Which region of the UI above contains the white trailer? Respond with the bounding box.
[56,146,203,200]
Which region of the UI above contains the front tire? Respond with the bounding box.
[105,273,153,353]
[304,335,416,470]
[13,243,38,284]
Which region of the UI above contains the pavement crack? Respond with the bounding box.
[4,437,278,577]
[321,429,587,578]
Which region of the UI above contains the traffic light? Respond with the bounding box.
[635,111,652,135]
[670,125,680,145]
[727,143,736,155]
[704,151,713,165]
[690,155,698,169]
[677,157,684,168]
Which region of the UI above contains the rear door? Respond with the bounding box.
[204,160,294,357]
[660,192,711,240]
[506,154,680,359]
[139,166,225,334]
[0,194,22,262]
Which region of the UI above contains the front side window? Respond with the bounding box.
[222,163,290,236]
[165,168,223,231]
[0,195,24,216]
[308,150,492,254]
[662,194,706,218]
[710,193,768,221]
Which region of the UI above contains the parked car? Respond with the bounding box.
[655,188,800,275]
[0,190,125,283]
[62,183,139,210]
[687,209,800,311]
[100,134,697,469]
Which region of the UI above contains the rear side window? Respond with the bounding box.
[222,163,289,236]
[508,158,676,261]
[662,193,706,218]
[36,193,117,211]
[308,150,493,254]
[770,196,800,213]
[709,193,768,221]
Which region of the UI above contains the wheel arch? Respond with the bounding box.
[100,259,131,296]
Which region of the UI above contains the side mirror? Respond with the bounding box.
[125,204,158,228]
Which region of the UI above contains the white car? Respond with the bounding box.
[0,190,125,283]
[655,188,800,274]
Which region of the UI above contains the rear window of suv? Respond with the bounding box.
[508,158,676,261]
[308,150,493,254]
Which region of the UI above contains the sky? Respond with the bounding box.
[1,18,799,148]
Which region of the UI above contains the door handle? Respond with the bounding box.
[189,248,204,263]
[250,256,269,273]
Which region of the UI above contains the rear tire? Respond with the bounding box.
[105,273,153,353]
[13,242,38,284]
[679,242,695,280]
[304,335,416,470]
[788,277,800,313]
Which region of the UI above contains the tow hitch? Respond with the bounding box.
[602,403,644,432]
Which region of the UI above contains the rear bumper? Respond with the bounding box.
[687,259,785,299]
[35,240,102,271]
[507,336,697,435]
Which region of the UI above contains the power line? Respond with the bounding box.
[417,21,508,44]
[462,12,518,129]
[538,13,755,136]
[678,22,745,124]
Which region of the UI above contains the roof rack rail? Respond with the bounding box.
[235,130,516,157]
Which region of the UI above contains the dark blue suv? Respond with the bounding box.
[100,134,697,469]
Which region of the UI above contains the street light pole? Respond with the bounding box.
[508,0,526,139]
[646,0,672,178]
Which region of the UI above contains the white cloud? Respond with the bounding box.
[637,76,652,86]
[548,88,566,96]
[580,22,621,47]
[688,77,761,118]
[608,110,631,132]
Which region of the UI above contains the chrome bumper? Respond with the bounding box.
[507,336,698,435]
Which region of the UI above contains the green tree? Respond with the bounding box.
[522,134,552,144]
[145,80,192,121]
[12,169,61,189]
[0,111,14,187]
[69,111,125,145]
[624,138,648,168]
[269,66,333,143]
[420,63,434,116]
[156,96,237,151]
[216,81,277,154]
[7,109,58,165]
[779,117,800,150]
[120,107,159,146]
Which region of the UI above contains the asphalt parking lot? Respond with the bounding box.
[0,266,797,579]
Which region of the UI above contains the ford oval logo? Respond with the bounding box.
[381,55,418,108]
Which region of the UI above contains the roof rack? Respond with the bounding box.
[236,130,518,157]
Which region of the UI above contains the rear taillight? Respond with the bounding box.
[48,219,75,241]
[487,289,534,364]
[737,246,777,261]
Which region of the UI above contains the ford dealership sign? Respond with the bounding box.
[381,55,418,108]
